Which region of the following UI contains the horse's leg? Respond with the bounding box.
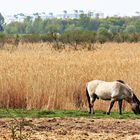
[118,100,123,115]
[107,100,115,115]
[88,101,92,114]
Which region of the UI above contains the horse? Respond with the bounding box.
[86,80,140,115]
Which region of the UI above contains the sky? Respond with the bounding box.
[0,0,140,17]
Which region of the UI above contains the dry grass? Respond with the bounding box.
[0,42,140,111]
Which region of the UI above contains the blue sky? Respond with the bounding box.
[0,0,140,16]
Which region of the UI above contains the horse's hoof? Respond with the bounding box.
[107,112,110,115]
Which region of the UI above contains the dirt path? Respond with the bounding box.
[0,118,140,140]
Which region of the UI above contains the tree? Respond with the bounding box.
[88,19,100,31]
[24,16,33,34]
[0,13,4,32]
[97,27,110,43]
[5,22,26,34]
[32,16,44,33]
[125,25,136,33]
[5,22,19,34]
[79,14,90,29]
[109,25,120,33]
[0,33,6,48]
[134,20,140,33]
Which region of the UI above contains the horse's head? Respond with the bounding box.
[131,94,140,114]
[131,103,140,114]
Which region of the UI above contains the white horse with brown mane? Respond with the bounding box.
[86,80,140,115]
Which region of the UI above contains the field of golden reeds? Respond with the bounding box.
[0,42,140,111]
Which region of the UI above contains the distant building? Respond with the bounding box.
[63,10,68,19]
[74,10,79,18]
[79,10,84,15]
[4,10,104,23]
[47,12,54,19]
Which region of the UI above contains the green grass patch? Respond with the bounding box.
[0,109,140,119]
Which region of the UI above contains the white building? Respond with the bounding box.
[4,10,104,24]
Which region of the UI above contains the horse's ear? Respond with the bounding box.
[116,80,125,84]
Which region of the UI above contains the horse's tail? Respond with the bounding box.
[86,84,90,107]
[86,86,90,104]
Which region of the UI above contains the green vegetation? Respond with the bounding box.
[1,109,140,119]
[4,15,140,35]
[1,13,140,45]
[0,13,4,32]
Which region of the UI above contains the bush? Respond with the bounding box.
[0,33,6,48]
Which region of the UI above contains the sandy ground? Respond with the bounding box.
[0,118,140,140]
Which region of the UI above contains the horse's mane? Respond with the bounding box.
[116,80,125,84]
[133,93,140,104]
[116,80,136,101]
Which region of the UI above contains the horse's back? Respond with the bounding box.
[87,80,133,100]
[95,81,133,100]
[86,80,104,95]
[95,81,117,100]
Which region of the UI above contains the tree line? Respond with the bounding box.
[1,13,140,45]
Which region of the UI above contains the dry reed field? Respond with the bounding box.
[0,42,140,111]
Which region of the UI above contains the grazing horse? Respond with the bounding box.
[86,80,140,115]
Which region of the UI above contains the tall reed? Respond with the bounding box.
[0,42,140,111]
